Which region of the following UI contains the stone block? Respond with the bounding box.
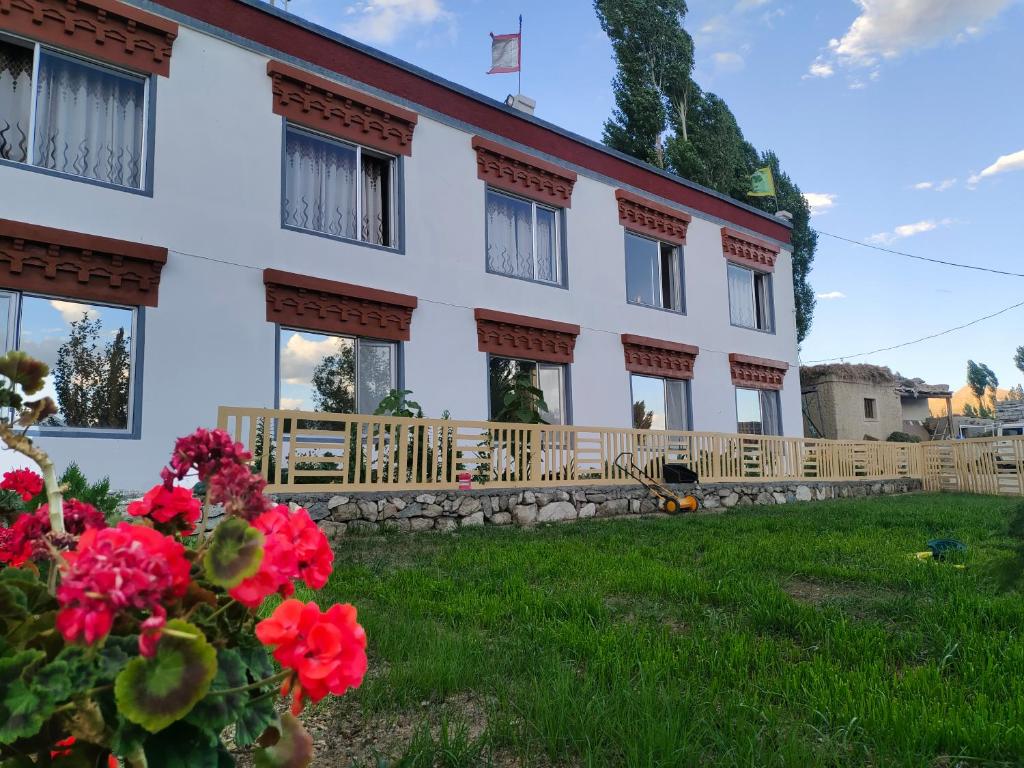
[461,511,484,527]
[538,501,577,523]
[513,504,538,525]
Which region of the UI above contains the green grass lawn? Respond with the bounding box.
[298,493,1024,767]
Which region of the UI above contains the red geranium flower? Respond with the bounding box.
[1,468,43,501]
[207,462,270,519]
[51,737,117,767]
[290,507,334,590]
[162,428,251,487]
[256,599,367,714]
[0,499,106,566]
[127,484,202,535]
[56,523,191,655]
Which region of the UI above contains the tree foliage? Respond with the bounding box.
[966,360,999,418]
[596,0,817,341]
[50,315,131,429]
[1015,346,1024,377]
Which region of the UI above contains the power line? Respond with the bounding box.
[806,298,1024,363]
[817,230,1024,278]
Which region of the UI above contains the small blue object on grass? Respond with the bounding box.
[926,538,967,560]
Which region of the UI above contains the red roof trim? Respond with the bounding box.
[143,0,790,244]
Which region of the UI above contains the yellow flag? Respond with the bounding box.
[748,167,776,197]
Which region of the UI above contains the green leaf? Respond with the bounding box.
[236,644,275,682]
[0,756,36,768]
[186,648,247,733]
[233,692,276,748]
[1,567,54,613]
[0,679,47,744]
[142,721,223,768]
[114,620,217,734]
[204,518,265,589]
[254,714,314,768]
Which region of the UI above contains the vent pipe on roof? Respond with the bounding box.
[505,93,536,115]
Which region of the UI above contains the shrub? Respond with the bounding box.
[887,431,921,443]
[0,351,365,767]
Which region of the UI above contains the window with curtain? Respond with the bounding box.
[631,375,689,430]
[736,388,781,436]
[728,262,773,331]
[0,37,148,189]
[283,125,397,248]
[488,356,566,424]
[625,232,683,311]
[0,291,137,431]
[485,188,562,285]
[278,328,396,415]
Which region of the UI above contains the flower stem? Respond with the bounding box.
[209,669,291,697]
[206,598,238,624]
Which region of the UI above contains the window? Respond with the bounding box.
[488,356,566,425]
[864,398,877,420]
[631,375,689,431]
[283,125,397,248]
[0,36,148,189]
[0,292,138,432]
[278,328,396,414]
[485,188,562,285]
[736,388,781,436]
[625,232,683,312]
[727,262,773,331]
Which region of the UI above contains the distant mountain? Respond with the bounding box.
[929,384,1012,417]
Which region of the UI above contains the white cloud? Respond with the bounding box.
[280,397,305,411]
[968,148,1024,186]
[816,291,847,300]
[803,192,837,216]
[913,178,956,191]
[804,58,834,78]
[808,0,1013,83]
[50,300,98,324]
[867,217,953,244]
[341,0,452,45]
[712,51,745,72]
[279,333,345,385]
[734,0,772,10]
[913,181,934,190]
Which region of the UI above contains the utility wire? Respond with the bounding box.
[817,230,1024,278]
[806,298,1024,363]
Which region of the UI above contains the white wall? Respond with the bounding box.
[0,23,800,490]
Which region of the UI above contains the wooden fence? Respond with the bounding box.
[217,406,927,494]
[922,436,1024,496]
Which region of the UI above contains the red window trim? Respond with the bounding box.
[729,353,789,391]
[621,334,698,381]
[0,0,179,76]
[616,190,691,245]
[0,218,167,307]
[268,60,418,156]
[263,268,417,342]
[473,136,577,208]
[474,307,580,364]
[722,227,780,273]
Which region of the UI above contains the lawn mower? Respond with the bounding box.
[614,452,699,513]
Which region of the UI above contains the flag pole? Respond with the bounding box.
[517,15,523,95]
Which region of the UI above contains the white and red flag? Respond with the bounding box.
[488,17,522,74]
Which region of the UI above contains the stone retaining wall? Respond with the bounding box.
[271,478,922,542]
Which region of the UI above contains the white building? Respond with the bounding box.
[0,0,799,490]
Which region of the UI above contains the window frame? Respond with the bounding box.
[727,262,775,333]
[628,373,691,431]
[484,187,567,289]
[485,353,570,425]
[280,122,403,253]
[864,398,877,420]
[274,325,401,416]
[0,289,144,439]
[734,387,782,436]
[0,31,155,195]
[623,230,686,314]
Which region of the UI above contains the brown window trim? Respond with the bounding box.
[472,136,577,208]
[616,190,691,245]
[267,60,418,157]
[0,219,167,307]
[729,353,789,391]
[475,307,579,364]
[264,268,417,342]
[621,334,698,381]
[1,0,178,77]
[721,227,780,272]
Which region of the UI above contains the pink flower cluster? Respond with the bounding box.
[256,599,367,714]
[0,499,106,566]
[127,484,202,535]
[1,468,43,501]
[161,428,251,487]
[56,523,191,656]
[207,462,270,519]
[230,505,333,608]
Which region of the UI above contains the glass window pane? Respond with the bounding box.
[736,388,763,435]
[0,293,14,354]
[34,51,146,188]
[361,152,393,246]
[279,329,355,413]
[0,38,33,163]
[535,206,558,283]
[631,375,666,430]
[728,263,756,327]
[754,273,772,331]
[284,128,357,238]
[660,243,682,311]
[357,341,395,415]
[625,232,659,307]
[20,297,133,429]
[486,190,534,280]
[665,379,688,431]
[537,364,564,425]
[760,390,781,435]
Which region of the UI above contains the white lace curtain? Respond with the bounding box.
[33,51,145,188]
[0,39,33,163]
[361,155,389,246]
[728,263,756,327]
[284,129,358,239]
[486,191,534,279]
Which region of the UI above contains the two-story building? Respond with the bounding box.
[0,0,799,490]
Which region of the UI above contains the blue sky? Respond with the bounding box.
[280,0,1024,392]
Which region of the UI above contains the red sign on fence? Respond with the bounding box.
[458,472,472,491]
